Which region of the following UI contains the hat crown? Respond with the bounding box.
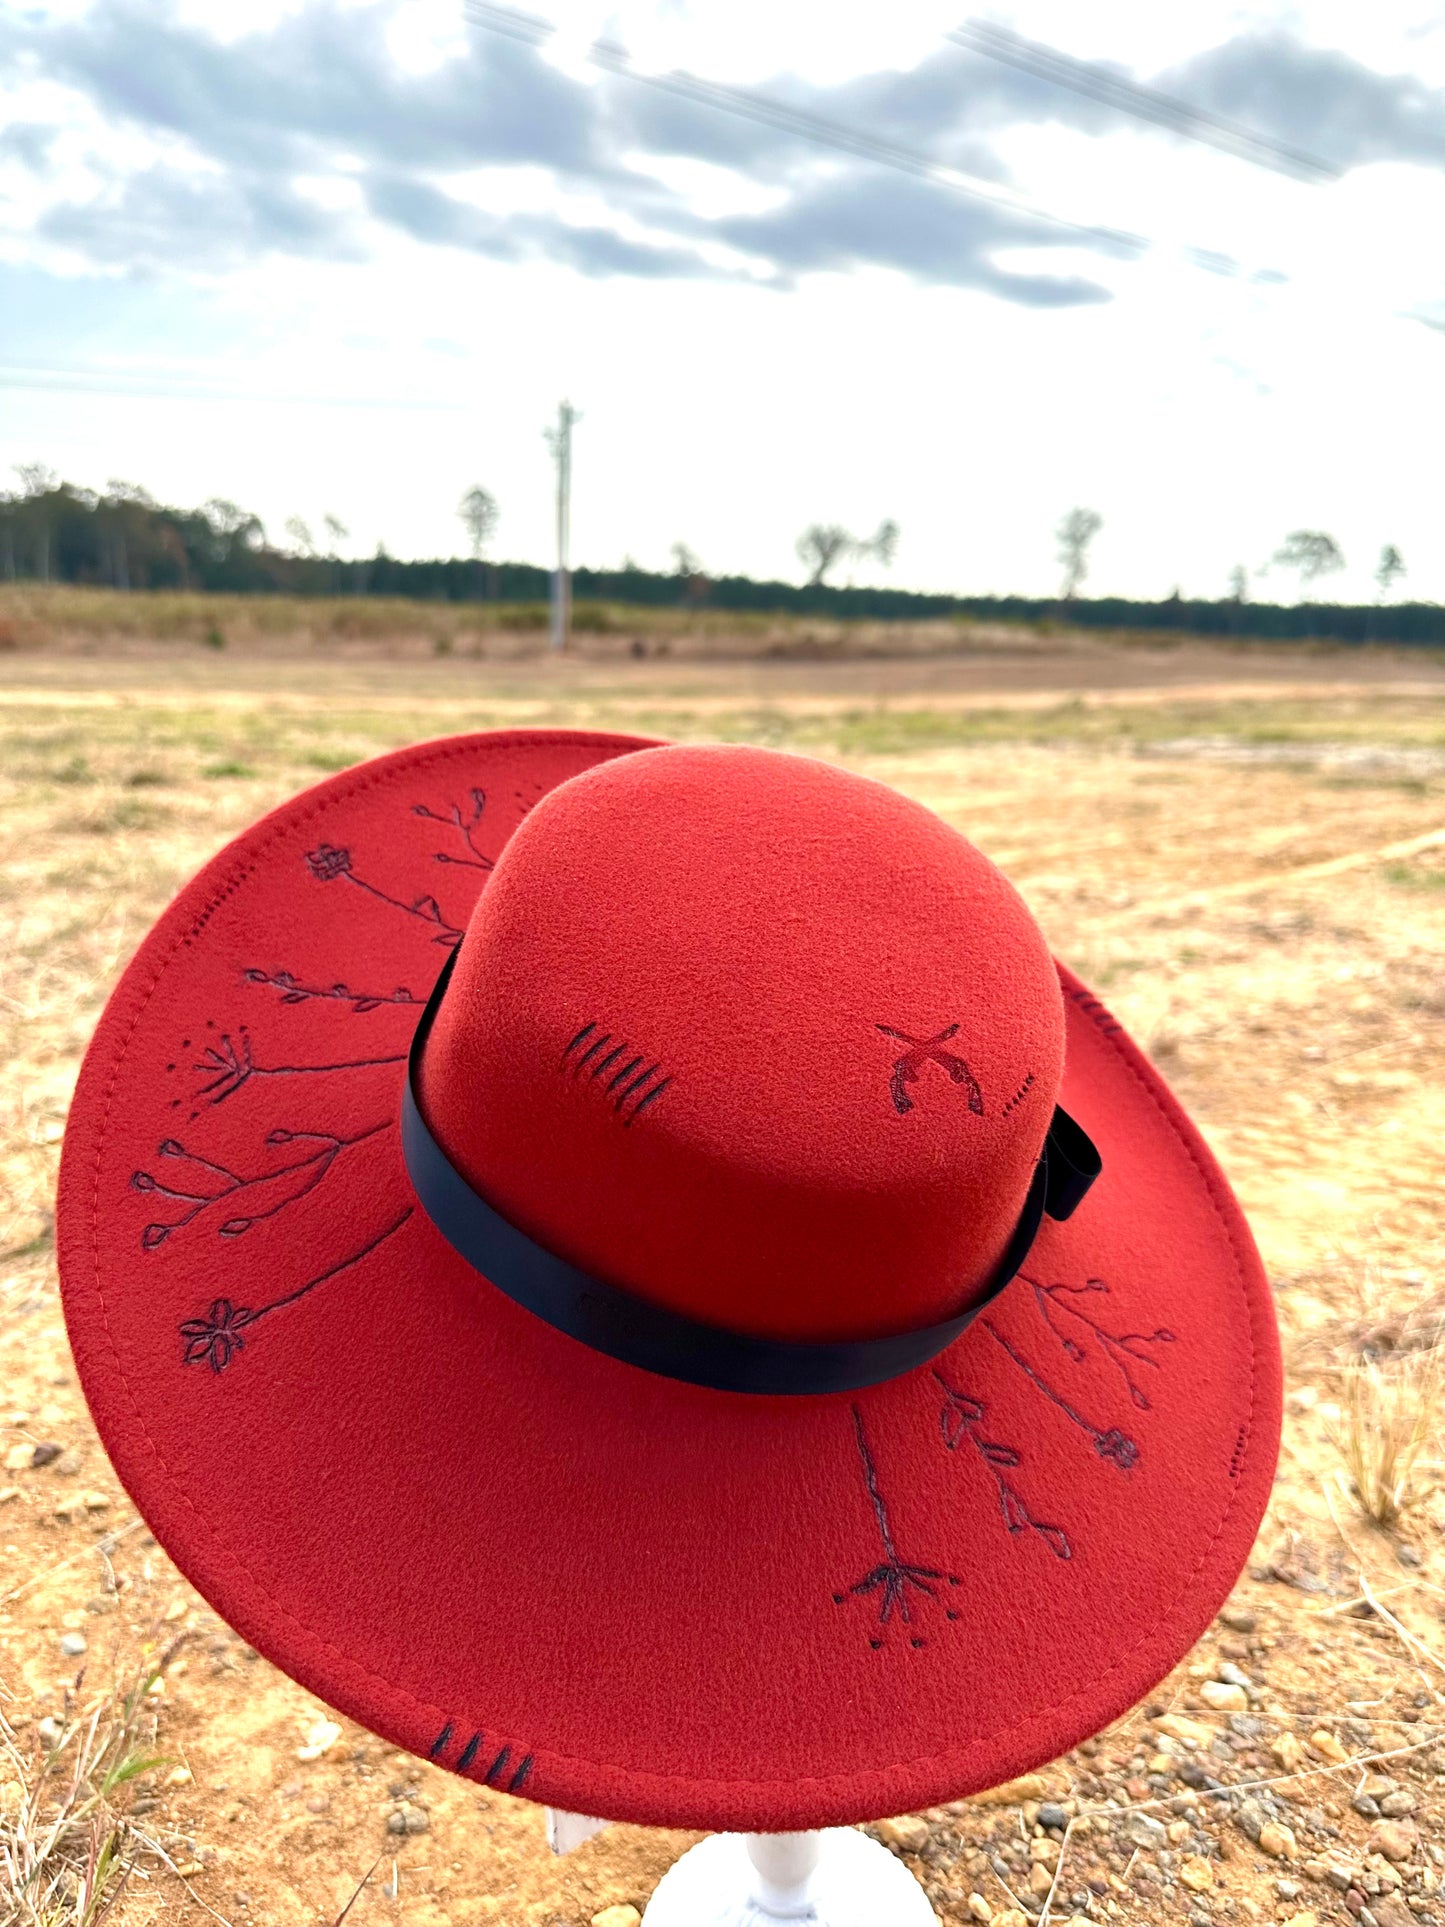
[417,744,1066,1344]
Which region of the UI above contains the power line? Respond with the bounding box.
[947,21,1340,183]
[463,1,1148,253]
[0,363,463,409]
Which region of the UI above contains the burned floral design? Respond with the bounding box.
[185,1027,405,1108]
[984,1320,1140,1474]
[180,1298,256,1373]
[305,843,353,882]
[1028,1275,1175,1412]
[413,789,494,871]
[302,843,463,947]
[241,968,420,1015]
[134,1122,389,1250]
[177,1209,413,1374]
[935,1371,1072,1560]
[835,1406,959,1647]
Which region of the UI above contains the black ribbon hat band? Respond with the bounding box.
[401,947,1101,1397]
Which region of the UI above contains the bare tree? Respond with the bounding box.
[458,486,499,561]
[202,498,265,565]
[1271,529,1344,597]
[100,478,155,590]
[14,462,60,581]
[863,518,900,571]
[284,515,316,556]
[1375,544,1406,601]
[671,541,701,577]
[1056,507,1103,600]
[1228,563,1249,602]
[796,522,854,587]
[323,512,349,553]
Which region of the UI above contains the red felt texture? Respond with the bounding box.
[57,728,1282,1832]
[420,744,1065,1342]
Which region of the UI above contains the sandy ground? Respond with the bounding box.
[4,637,1445,1927]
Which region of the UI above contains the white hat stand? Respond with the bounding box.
[546,1810,937,1925]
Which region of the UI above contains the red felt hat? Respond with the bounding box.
[58,730,1280,1832]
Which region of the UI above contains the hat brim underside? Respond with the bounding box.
[58,730,1281,1832]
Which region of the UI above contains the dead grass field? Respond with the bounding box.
[4,630,1445,1927]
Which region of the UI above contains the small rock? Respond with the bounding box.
[53,1450,81,1474]
[877,1815,930,1853]
[1398,1546,1422,1568]
[1309,1729,1348,1764]
[1260,1822,1299,1860]
[967,1896,993,1922]
[590,1910,641,1927]
[991,1912,1029,1927]
[165,1766,193,1787]
[306,1794,330,1813]
[1277,1880,1302,1899]
[1028,1862,1054,1897]
[1380,1792,1417,1818]
[1327,1864,1359,1891]
[173,1861,205,1878]
[1220,1607,1257,1632]
[1037,1802,1069,1830]
[1180,1856,1215,1892]
[1370,1823,1415,1864]
[1152,1713,1218,1747]
[1121,1812,1168,1852]
[1168,1819,1192,1844]
[33,1442,64,1467]
[1272,1733,1307,1772]
[1201,1681,1249,1712]
[386,1803,429,1836]
[1217,1662,1251,1688]
[1281,1915,1318,1927]
[971,1774,1047,1806]
[1234,1798,1266,1844]
[1355,1796,1383,1819]
[36,1716,63,1745]
[82,1491,110,1512]
[3,1444,31,1472]
[59,1632,87,1657]
[0,1485,18,1504]
[297,1718,342,1762]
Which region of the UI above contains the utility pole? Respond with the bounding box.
[544,400,580,653]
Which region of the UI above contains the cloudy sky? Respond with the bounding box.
[2,0,1443,600]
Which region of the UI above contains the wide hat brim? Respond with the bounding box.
[58,729,1281,1832]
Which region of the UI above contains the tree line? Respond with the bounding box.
[0,466,1437,644]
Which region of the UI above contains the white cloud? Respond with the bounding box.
[1,0,1443,603]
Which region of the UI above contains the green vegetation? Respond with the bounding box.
[3,469,1443,641]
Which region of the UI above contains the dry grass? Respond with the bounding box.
[1334,1349,1443,1529]
[0,1642,178,1927]
[0,582,1013,664]
[7,642,1445,1924]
